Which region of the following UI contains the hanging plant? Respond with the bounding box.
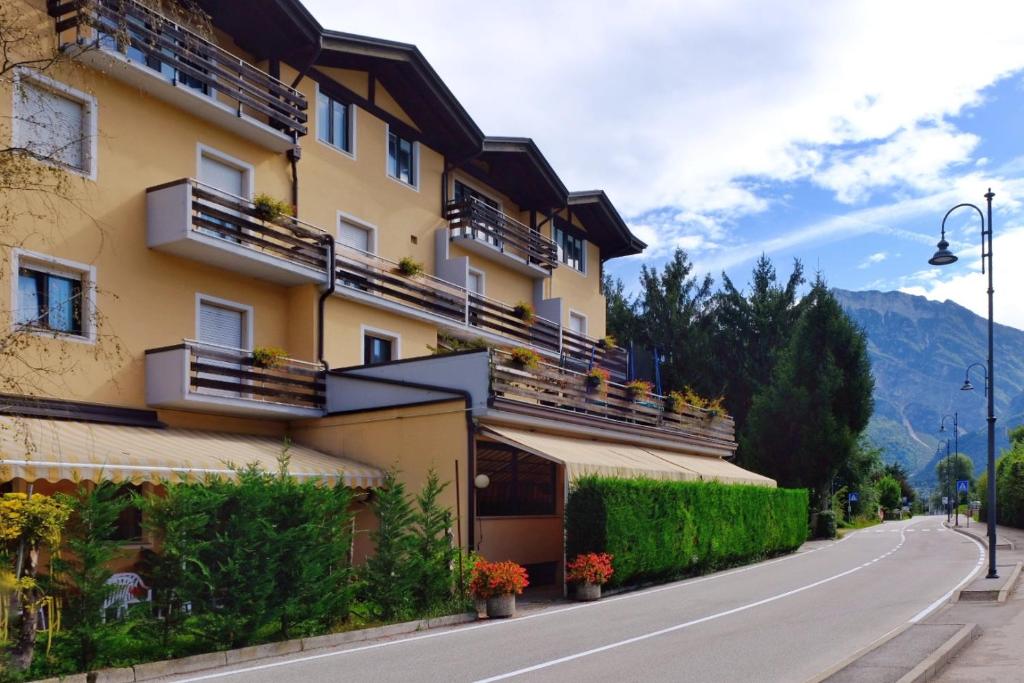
[251,346,288,369]
[397,256,424,277]
[597,335,617,350]
[625,379,653,401]
[508,346,541,370]
[252,193,294,223]
[663,391,685,414]
[584,367,610,393]
[512,301,535,325]
[681,386,727,418]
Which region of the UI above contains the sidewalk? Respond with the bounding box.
[931,524,1024,682]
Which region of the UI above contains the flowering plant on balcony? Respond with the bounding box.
[509,346,540,370]
[663,390,685,414]
[397,257,424,277]
[252,193,294,224]
[566,553,614,585]
[469,558,529,599]
[682,386,727,418]
[584,367,610,393]
[512,301,535,325]
[252,346,288,369]
[625,379,653,401]
[597,335,617,350]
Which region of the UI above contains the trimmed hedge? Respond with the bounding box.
[566,477,809,587]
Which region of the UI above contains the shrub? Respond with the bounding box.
[508,347,540,370]
[597,335,616,350]
[252,193,293,223]
[566,553,614,585]
[566,476,808,587]
[410,469,455,614]
[816,510,837,539]
[584,367,610,393]
[512,301,535,324]
[663,391,685,414]
[362,470,416,621]
[251,346,288,369]
[397,257,424,277]
[625,380,653,401]
[469,559,528,599]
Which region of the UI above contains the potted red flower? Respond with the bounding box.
[470,558,529,618]
[566,552,614,601]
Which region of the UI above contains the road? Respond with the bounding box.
[165,516,982,683]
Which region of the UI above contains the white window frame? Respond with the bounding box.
[385,123,420,191]
[568,309,588,336]
[195,143,254,200]
[194,293,254,351]
[360,324,401,364]
[315,82,357,160]
[12,68,98,181]
[336,210,378,254]
[467,267,486,295]
[11,249,97,344]
[554,222,588,275]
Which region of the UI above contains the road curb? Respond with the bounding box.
[895,623,979,683]
[803,623,911,683]
[946,522,1014,550]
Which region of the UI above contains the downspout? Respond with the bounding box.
[317,234,336,370]
[286,43,322,212]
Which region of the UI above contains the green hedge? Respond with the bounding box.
[565,477,809,586]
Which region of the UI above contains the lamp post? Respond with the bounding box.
[928,190,998,579]
[940,413,959,525]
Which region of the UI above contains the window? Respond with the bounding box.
[387,129,417,187]
[553,221,586,272]
[338,216,374,253]
[467,269,484,295]
[15,256,91,337]
[569,311,587,335]
[317,91,352,153]
[364,334,394,366]
[14,72,96,177]
[476,444,556,516]
[111,484,144,543]
[453,181,499,210]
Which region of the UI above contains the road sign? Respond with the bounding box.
[957,480,969,494]
[848,492,859,502]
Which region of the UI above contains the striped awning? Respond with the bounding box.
[0,417,384,488]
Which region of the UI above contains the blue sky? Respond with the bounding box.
[306,0,1024,328]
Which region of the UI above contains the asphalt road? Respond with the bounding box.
[164,516,982,683]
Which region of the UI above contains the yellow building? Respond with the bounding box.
[0,0,770,586]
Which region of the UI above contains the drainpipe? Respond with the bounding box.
[317,233,336,370]
[288,147,301,213]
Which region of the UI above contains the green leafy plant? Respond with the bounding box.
[429,335,488,355]
[362,469,416,621]
[251,346,288,369]
[468,559,528,599]
[252,193,294,223]
[508,347,541,370]
[410,469,455,614]
[584,367,610,393]
[624,380,652,401]
[597,335,616,350]
[663,391,685,414]
[397,257,424,277]
[566,476,808,587]
[682,386,726,417]
[512,301,535,325]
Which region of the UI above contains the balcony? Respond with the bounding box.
[145,340,325,419]
[50,0,307,151]
[446,199,558,277]
[489,349,735,447]
[147,179,328,285]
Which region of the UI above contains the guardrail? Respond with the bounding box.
[446,198,559,272]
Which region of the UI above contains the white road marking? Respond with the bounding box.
[473,526,915,682]
[909,528,986,623]
[170,530,857,681]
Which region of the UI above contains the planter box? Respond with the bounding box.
[485,593,516,618]
[575,582,602,601]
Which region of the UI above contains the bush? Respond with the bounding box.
[565,477,808,587]
[816,510,837,539]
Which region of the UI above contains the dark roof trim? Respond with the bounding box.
[568,190,646,259]
[0,394,165,428]
[328,348,488,375]
[324,396,466,418]
[480,137,568,202]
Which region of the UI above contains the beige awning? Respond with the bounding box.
[0,417,384,488]
[480,425,773,487]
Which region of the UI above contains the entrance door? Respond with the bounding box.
[197,300,246,397]
[198,153,247,242]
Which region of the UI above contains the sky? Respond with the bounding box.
[306,0,1024,329]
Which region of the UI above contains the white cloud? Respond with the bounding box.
[858,251,890,269]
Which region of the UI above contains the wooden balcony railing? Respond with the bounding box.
[151,178,329,272]
[490,349,735,443]
[446,199,559,272]
[561,328,629,382]
[50,0,308,140]
[467,294,561,353]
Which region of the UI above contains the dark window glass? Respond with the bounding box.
[553,222,585,272]
[476,444,556,516]
[317,92,350,152]
[363,335,393,366]
[0,482,13,495]
[17,267,83,335]
[387,131,415,185]
[112,484,144,543]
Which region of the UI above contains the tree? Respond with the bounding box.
[410,468,455,613]
[935,453,975,492]
[741,277,875,507]
[878,475,902,512]
[363,469,416,620]
[603,274,638,349]
[883,462,916,504]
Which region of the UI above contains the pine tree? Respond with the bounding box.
[363,469,415,621]
[410,468,454,613]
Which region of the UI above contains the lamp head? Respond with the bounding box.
[961,379,975,392]
[928,238,958,266]
[939,423,946,433]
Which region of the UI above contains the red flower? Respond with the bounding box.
[566,553,614,585]
[469,558,529,599]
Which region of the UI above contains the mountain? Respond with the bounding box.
[833,289,1024,488]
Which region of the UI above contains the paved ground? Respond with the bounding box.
[160,516,979,683]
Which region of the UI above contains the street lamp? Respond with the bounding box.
[927,190,998,579]
[940,413,959,525]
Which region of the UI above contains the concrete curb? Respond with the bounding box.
[895,623,979,683]
[803,623,911,683]
[34,612,478,683]
[951,560,1021,603]
[946,522,1014,550]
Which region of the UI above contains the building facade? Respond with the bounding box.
[0,0,769,586]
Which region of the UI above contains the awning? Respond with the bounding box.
[480,425,774,487]
[0,417,384,488]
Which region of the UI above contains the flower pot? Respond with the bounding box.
[575,582,601,601]
[485,593,516,618]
